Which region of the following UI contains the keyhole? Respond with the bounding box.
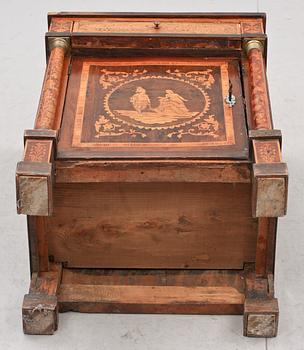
[225,80,236,107]
[228,80,233,101]
[154,21,160,29]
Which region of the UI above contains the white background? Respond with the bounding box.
[0,1,303,349]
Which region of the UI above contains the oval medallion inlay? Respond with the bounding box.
[105,77,210,129]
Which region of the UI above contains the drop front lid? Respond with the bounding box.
[58,56,248,159]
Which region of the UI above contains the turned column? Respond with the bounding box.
[245,40,272,130]
[35,37,69,129]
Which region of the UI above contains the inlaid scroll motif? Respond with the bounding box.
[167,115,219,139]
[165,69,215,89]
[95,115,148,138]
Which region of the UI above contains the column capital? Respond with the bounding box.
[244,39,264,56]
[48,37,70,54]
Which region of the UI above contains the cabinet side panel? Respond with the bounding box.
[47,182,257,269]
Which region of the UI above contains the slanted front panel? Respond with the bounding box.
[47,182,257,269]
[58,57,248,159]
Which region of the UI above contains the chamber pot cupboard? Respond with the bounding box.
[15,12,288,337]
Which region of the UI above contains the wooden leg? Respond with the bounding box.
[255,217,269,277]
[35,216,50,272]
[22,263,62,335]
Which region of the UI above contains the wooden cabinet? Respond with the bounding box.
[16,12,287,337]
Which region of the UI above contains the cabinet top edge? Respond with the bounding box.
[47,12,266,29]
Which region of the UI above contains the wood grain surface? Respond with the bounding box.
[47,182,257,269]
[72,20,241,34]
[54,160,251,183]
[59,284,244,314]
[58,267,245,314]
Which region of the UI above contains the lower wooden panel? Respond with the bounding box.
[47,182,257,269]
[58,268,245,314]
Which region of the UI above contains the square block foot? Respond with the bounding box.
[22,294,58,335]
[244,298,279,337]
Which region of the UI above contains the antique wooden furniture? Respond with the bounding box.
[16,12,288,337]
